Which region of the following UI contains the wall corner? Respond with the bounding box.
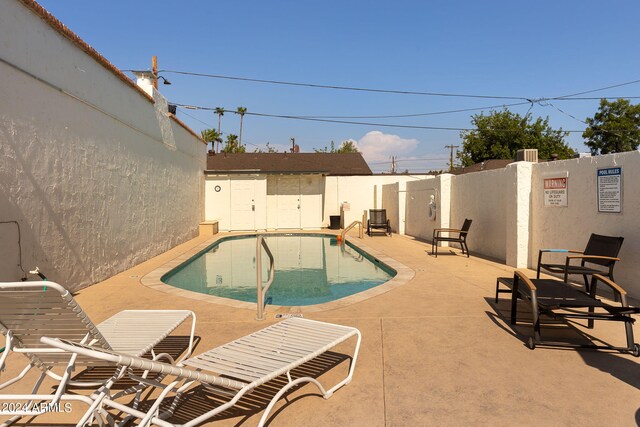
[505,162,532,267]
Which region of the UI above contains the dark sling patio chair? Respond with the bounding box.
[432,219,472,257]
[510,270,639,356]
[536,233,624,292]
[367,209,391,236]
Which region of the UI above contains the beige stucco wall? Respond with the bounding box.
[323,175,429,229]
[0,0,205,290]
[381,183,400,233]
[404,176,441,241]
[449,168,510,261]
[529,151,640,294]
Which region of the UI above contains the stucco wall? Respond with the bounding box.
[323,175,428,229]
[381,183,400,233]
[450,168,509,261]
[0,0,205,290]
[404,176,440,241]
[529,152,640,294]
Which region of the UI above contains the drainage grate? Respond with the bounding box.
[275,313,304,319]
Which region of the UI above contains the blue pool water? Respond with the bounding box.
[162,234,396,306]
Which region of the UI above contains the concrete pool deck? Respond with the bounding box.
[2,231,639,426]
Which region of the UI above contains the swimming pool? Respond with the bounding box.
[161,234,396,306]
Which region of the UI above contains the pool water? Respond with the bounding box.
[162,234,396,306]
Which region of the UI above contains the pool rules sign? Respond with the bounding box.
[597,167,622,213]
[544,177,568,207]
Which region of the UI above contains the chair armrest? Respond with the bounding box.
[565,255,620,263]
[537,249,582,277]
[539,249,583,253]
[514,270,536,291]
[591,274,627,299]
[434,228,462,235]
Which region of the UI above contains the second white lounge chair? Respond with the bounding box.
[42,317,361,427]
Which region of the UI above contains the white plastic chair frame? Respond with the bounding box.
[0,281,196,422]
[42,317,361,427]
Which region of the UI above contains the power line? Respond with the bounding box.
[367,156,449,165]
[296,102,530,119]
[550,96,640,100]
[160,68,640,103]
[175,104,640,133]
[161,69,528,100]
[552,79,640,99]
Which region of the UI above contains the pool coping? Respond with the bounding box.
[140,230,415,314]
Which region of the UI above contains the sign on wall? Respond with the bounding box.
[544,177,568,207]
[597,167,622,213]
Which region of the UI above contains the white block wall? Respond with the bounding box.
[450,167,511,261]
[0,0,205,291]
[323,175,429,229]
[401,153,640,297]
[529,151,640,290]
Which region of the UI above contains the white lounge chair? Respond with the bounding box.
[42,317,361,427]
[0,281,196,421]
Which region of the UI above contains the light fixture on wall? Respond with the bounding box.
[129,70,171,86]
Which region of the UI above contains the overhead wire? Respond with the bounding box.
[178,109,269,151]
[551,78,640,99]
[159,68,640,103]
[160,69,527,100]
[174,104,639,133]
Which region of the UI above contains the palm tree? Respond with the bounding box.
[214,107,224,152]
[236,107,247,148]
[200,128,220,152]
[223,134,245,153]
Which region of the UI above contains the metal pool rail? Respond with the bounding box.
[256,235,275,320]
[341,220,364,241]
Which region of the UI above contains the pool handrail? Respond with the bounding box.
[256,235,275,320]
[341,220,363,241]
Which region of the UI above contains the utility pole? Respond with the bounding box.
[290,137,295,153]
[151,55,158,89]
[390,156,397,174]
[445,144,459,172]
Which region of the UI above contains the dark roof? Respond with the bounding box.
[205,153,372,175]
[450,159,513,175]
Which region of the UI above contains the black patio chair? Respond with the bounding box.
[432,219,472,257]
[367,209,391,236]
[536,233,624,292]
[510,270,639,356]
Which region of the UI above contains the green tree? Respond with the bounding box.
[313,140,359,153]
[313,141,334,153]
[200,128,221,152]
[336,140,359,153]
[222,134,246,153]
[236,107,247,148]
[253,142,278,153]
[583,99,640,155]
[458,109,573,166]
[214,107,225,151]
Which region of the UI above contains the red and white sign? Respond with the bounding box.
[544,177,567,207]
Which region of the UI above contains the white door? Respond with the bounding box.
[277,176,301,229]
[300,175,323,229]
[230,178,256,230]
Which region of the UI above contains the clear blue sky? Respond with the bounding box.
[38,0,640,172]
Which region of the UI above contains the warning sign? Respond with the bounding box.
[597,167,622,213]
[544,177,568,207]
